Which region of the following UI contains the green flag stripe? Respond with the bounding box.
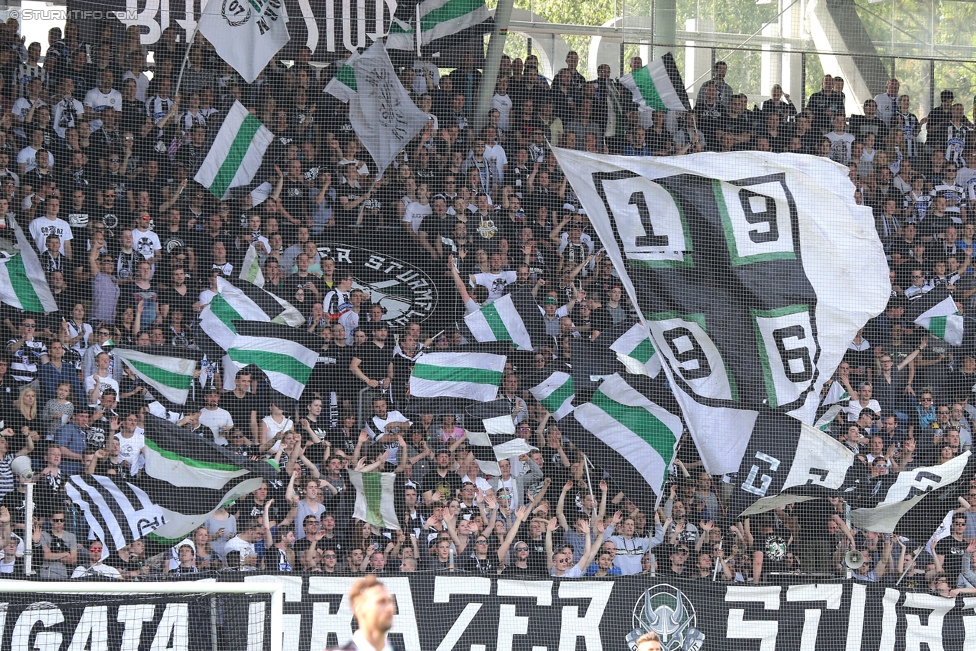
[125,358,192,390]
[632,66,666,111]
[629,338,656,364]
[412,363,502,386]
[362,472,384,526]
[209,294,244,333]
[929,316,948,339]
[227,349,313,383]
[336,64,357,91]
[480,303,511,341]
[422,0,484,28]
[539,377,574,413]
[209,113,263,199]
[144,437,243,472]
[590,390,676,463]
[7,254,43,312]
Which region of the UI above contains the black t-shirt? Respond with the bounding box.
[353,342,391,384]
[0,489,26,527]
[224,393,260,433]
[159,226,191,260]
[159,285,194,319]
[420,470,462,503]
[936,535,969,579]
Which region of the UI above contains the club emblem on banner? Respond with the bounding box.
[626,584,705,651]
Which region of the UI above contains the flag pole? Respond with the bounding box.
[174,23,201,98]
[416,4,422,57]
[895,545,925,586]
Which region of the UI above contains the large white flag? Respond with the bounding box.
[325,41,429,179]
[553,148,890,475]
[198,0,290,84]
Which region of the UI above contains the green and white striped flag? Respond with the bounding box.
[572,374,682,505]
[609,322,662,377]
[200,276,303,350]
[349,469,399,529]
[239,244,265,287]
[528,368,575,420]
[914,294,964,346]
[324,52,359,104]
[195,101,274,200]
[464,294,533,350]
[227,322,319,400]
[815,379,851,430]
[112,347,197,405]
[386,0,490,50]
[409,350,506,402]
[0,215,58,313]
[618,53,692,112]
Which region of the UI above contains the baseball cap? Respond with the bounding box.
[543,297,558,305]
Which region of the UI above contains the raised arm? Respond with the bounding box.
[497,505,532,563]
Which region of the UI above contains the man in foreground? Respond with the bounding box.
[334,575,397,651]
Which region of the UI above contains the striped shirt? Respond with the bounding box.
[7,338,47,384]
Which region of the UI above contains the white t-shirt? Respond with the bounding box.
[29,216,72,255]
[199,407,234,445]
[471,270,518,303]
[11,97,46,123]
[492,93,513,132]
[262,415,294,453]
[52,97,86,138]
[223,535,257,563]
[72,563,122,579]
[85,373,120,405]
[483,143,508,181]
[116,430,146,468]
[83,87,123,130]
[403,201,432,234]
[411,60,440,95]
[132,228,162,260]
[18,146,54,173]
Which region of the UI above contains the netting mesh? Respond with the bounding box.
[0,3,970,650]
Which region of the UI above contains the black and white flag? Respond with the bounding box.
[850,452,973,534]
[728,414,856,520]
[464,400,533,474]
[65,475,165,553]
[554,148,890,474]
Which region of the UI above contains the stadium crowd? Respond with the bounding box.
[0,17,971,593]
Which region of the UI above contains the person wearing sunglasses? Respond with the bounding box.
[38,509,77,580]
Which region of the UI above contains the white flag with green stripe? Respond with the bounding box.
[226,322,319,400]
[195,101,274,200]
[609,323,662,377]
[528,369,575,420]
[618,53,692,112]
[324,52,359,104]
[464,294,533,350]
[112,348,197,405]
[386,0,490,50]
[0,216,58,313]
[349,469,399,529]
[914,295,964,346]
[200,276,304,350]
[409,350,505,402]
[572,374,682,505]
[240,244,265,287]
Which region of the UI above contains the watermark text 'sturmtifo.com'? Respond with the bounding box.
[8,9,141,21]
